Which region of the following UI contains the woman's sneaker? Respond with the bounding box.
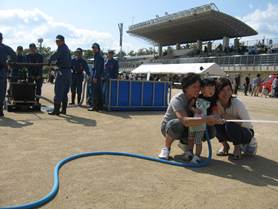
[240,137,257,155]
[191,155,202,164]
[182,151,193,161]
[158,148,170,160]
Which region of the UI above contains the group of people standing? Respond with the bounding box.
[0,33,119,117]
[48,35,119,115]
[158,73,257,163]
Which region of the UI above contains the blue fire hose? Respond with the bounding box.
[0,132,212,209]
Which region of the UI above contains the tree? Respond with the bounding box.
[128,50,136,56]
[83,50,94,59]
[39,46,52,57]
[137,48,146,56]
[136,47,156,56]
[115,50,126,59]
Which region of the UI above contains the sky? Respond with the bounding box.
[1,0,278,52]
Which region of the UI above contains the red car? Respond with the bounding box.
[260,74,278,93]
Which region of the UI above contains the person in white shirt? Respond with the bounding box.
[215,78,257,160]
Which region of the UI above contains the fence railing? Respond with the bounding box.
[150,53,278,66]
[119,53,278,72]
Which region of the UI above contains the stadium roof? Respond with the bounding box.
[127,3,257,46]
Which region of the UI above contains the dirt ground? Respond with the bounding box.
[0,83,277,209]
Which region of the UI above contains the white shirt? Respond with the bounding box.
[217,98,253,129]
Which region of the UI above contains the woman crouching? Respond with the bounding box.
[215,78,257,160]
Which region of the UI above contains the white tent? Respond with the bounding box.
[131,63,225,77]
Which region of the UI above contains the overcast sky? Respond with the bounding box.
[1,0,278,52]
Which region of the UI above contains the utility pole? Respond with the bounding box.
[38,38,43,53]
[118,23,123,60]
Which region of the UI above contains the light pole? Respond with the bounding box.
[118,23,123,60]
[38,38,43,53]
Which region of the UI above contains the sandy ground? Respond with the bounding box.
[0,83,278,209]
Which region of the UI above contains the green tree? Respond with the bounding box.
[39,46,52,57]
[128,50,136,56]
[137,48,146,56]
[83,49,94,59]
[115,51,126,59]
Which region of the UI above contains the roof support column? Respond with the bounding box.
[223,36,229,52]
[207,41,212,53]
[234,38,240,51]
[197,40,202,51]
[158,45,163,57]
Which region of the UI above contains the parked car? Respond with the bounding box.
[260,74,278,94]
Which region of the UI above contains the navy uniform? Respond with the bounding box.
[26,43,44,103]
[103,50,119,103]
[70,48,90,105]
[48,35,72,115]
[88,43,104,111]
[11,46,26,82]
[0,32,16,117]
[86,67,95,106]
[104,51,119,80]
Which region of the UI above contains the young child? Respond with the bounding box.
[183,79,217,163]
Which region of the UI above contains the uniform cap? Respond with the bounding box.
[56,35,65,41]
[29,43,37,49]
[17,46,23,51]
[92,43,100,50]
[75,48,83,52]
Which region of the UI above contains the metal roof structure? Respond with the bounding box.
[127,3,257,46]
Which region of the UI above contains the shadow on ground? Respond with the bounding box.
[186,155,278,187]
[0,117,33,128]
[59,114,97,127]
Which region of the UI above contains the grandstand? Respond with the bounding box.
[127,3,256,48]
[121,3,278,84]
